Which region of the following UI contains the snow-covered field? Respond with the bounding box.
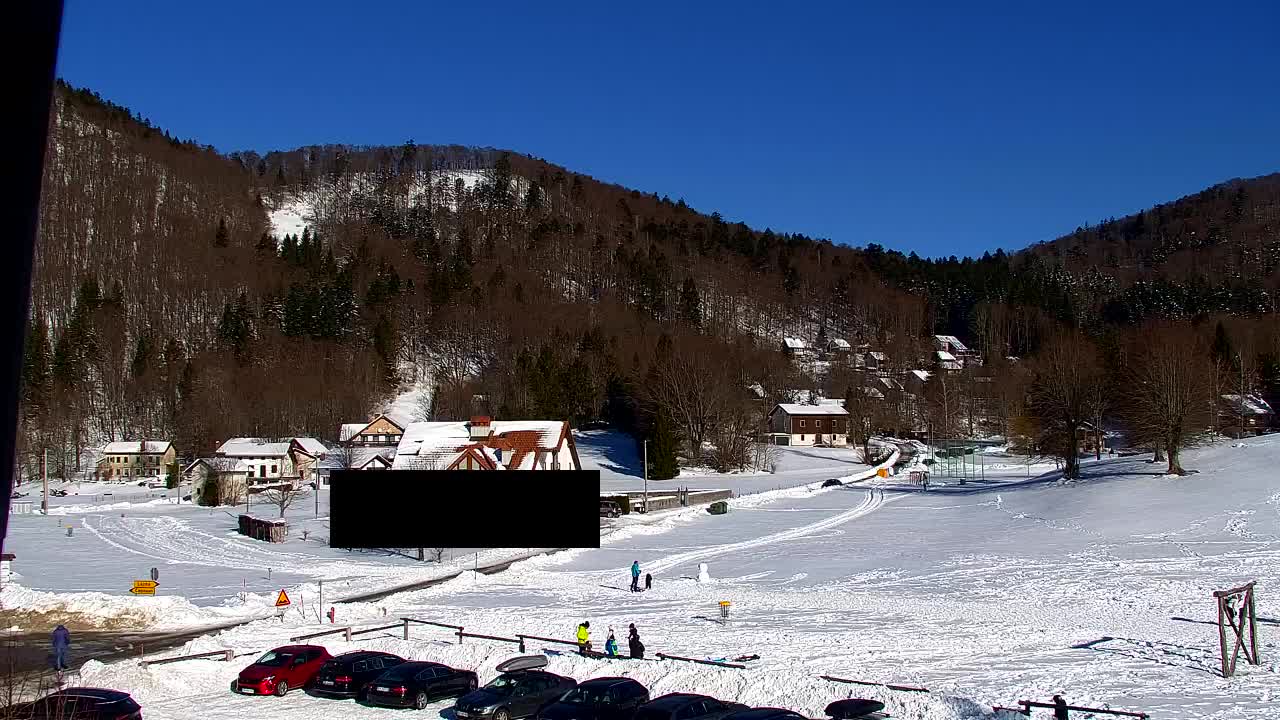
[8,435,1280,719]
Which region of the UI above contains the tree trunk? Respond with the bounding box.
[1166,446,1185,476]
[1153,442,1165,462]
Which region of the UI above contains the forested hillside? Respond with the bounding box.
[18,81,1280,482]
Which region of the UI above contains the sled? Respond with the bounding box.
[496,655,549,673]
[824,699,886,719]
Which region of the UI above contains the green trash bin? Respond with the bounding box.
[707,501,729,515]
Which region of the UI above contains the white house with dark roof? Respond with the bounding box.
[766,403,849,447]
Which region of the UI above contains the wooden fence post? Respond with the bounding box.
[344,627,352,642]
[403,618,410,641]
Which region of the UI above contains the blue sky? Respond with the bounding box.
[56,1,1279,258]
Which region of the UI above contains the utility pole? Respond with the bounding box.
[643,439,649,514]
[1239,352,1246,438]
[41,448,48,515]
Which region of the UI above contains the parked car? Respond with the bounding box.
[363,661,479,710]
[600,500,622,518]
[306,650,406,700]
[2,688,142,719]
[722,709,810,720]
[823,699,887,720]
[233,644,331,696]
[456,656,577,720]
[635,694,747,720]
[537,677,650,720]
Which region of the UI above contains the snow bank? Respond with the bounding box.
[0,582,253,630]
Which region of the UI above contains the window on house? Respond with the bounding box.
[799,420,806,428]
[270,465,277,474]
[801,435,806,441]
[815,419,823,428]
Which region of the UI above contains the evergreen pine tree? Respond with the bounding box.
[21,317,52,421]
[678,276,702,328]
[214,217,229,248]
[1211,321,1235,369]
[648,411,680,480]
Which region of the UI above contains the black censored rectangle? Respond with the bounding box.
[328,470,601,549]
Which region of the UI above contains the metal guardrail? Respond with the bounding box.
[657,653,746,669]
[290,627,352,642]
[349,623,402,638]
[820,675,929,693]
[141,649,235,666]
[1018,700,1148,719]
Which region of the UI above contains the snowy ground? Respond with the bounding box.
[10,436,1280,719]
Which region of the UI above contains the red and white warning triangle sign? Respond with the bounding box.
[275,589,291,607]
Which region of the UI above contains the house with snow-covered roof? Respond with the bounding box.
[766,403,849,447]
[214,437,323,486]
[392,416,581,471]
[338,413,407,447]
[1220,394,1276,435]
[317,446,395,484]
[96,440,176,481]
[183,457,251,506]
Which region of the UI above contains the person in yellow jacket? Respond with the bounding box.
[576,621,591,655]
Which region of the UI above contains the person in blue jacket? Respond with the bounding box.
[604,628,618,657]
[630,561,641,592]
[51,625,71,671]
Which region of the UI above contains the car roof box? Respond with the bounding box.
[496,655,549,673]
[824,699,886,719]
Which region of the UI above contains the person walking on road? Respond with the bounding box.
[576,621,591,655]
[604,628,618,657]
[630,561,641,592]
[51,624,71,672]
[1052,695,1069,720]
[627,624,645,659]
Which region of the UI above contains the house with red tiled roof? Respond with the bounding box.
[392,417,581,471]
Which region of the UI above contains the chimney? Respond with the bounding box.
[468,416,491,441]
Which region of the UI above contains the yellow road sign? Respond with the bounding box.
[132,580,158,590]
[130,587,155,596]
[275,589,291,607]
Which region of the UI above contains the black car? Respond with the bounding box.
[456,670,577,720]
[635,694,748,720]
[824,699,887,720]
[307,650,406,699]
[3,688,143,719]
[537,677,649,720]
[722,709,809,720]
[363,661,479,710]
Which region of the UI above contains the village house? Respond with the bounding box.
[392,416,582,471]
[212,437,324,486]
[338,414,407,447]
[316,446,395,485]
[933,350,964,371]
[96,441,176,481]
[766,403,849,447]
[826,337,852,360]
[183,457,251,506]
[1220,394,1276,436]
[862,351,889,373]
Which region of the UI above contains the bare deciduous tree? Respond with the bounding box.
[1027,331,1105,479]
[259,483,308,518]
[645,341,731,460]
[1121,324,1214,475]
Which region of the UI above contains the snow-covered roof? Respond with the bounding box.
[935,335,969,352]
[829,338,851,350]
[102,441,171,455]
[909,370,931,382]
[863,387,885,399]
[216,438,292,458]
[320,446,396,470]
[877,377,904,391]
[394,420,568,470]
[771,403,850,416]
[184,457,250,474]
[783,338,808,350]
[339,423,366,442]
[934,350,958,362]
[746,383,765,399]
[1222,395,1274,415]
[867,351,888,361]
[293,438,327,456]
[817,397,845,406]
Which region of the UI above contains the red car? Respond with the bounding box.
[233,645,331,697]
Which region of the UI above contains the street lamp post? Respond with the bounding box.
[643,439,649,514]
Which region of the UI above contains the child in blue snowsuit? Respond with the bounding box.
[630,561,640,592]
[605,629,618,656]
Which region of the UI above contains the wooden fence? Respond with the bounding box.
[141,649,235,666]
[238,515,287,543]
